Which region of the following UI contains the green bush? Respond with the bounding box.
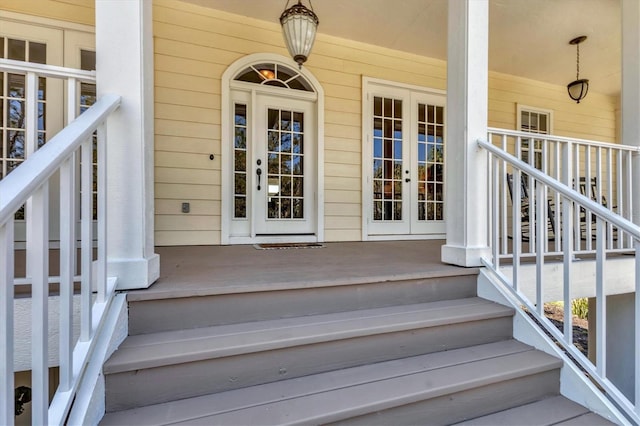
[571,298,589,320]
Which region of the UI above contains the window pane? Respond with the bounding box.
[8,39,26,61]
[80,49,96,71]
[29,42,46,64]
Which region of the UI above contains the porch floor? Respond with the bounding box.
[128,240,478,301]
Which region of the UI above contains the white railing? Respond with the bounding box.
[0,59,120,425]
[488,128,639,258]
[479,139,640,424]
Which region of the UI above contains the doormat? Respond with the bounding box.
[254,243,325,250]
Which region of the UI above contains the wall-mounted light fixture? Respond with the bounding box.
[280,0,319,68]
[567,36,589,103]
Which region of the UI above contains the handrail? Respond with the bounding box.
[479,138,640,424]
[0,58,96,82]
[0,94,120,226]
[488,126,640,153]
[479,140,640,239]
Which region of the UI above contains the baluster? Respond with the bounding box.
[97,123,107,302]
[595,217,606,378]
[80,138,93,342]
[635,239,640,414]
[0,220,15,425]
[535,183,545,316]
[59,78,78,392]
[513,168,522,292]
[500,134,508,255]
[492,156,499,268]
[562,196,573,344]
[28,184,49,425]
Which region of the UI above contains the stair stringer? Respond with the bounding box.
[477,268,629,425]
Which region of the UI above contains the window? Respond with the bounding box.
[0,37,48,219]
[517,105,553,170]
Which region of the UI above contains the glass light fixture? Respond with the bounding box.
[280,0,319,68]
[567,36,589,103]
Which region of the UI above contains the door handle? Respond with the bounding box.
[405,178,411,182]
[257,168,262,190]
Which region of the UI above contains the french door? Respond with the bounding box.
[365,84,446,237]
[230,92,316,240]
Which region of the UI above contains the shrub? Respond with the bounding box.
[571,298,589,320]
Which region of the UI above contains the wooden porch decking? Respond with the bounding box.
[130,240,476,301]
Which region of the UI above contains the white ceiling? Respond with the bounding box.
[185,0,621,97]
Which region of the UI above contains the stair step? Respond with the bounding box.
[101,340,561,425]
[126,273,478,334]
[453,395,615,425]
[105,298,514,411]
[106,297,512,374]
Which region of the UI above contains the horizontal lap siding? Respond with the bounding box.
[0,0,94,25]
[153,0,616,246]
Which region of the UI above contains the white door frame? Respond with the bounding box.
[362,77,447,240]
[221,53,325,245]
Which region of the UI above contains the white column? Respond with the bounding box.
[96,0,159,289]
[622,0,640,225]
[441,0,491,267]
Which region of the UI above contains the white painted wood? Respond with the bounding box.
[441,0,490,266]
[636,241,640,412]
[595,218,606,377]
[0,220,14,425]
[221,53,325,244]
[97,123,108,302]
[535,183,545,316]
[59,157,75,391]
[81,138,93,342]
[28,184,49,425]
[0,58,95,83]
[621,0,640,228]
[96,0,160,288]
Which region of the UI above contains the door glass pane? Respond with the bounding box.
[1,38,47,221]
[417,103,444,221]
[266,107,304,219]
[372,96,402,221]
[234,103,248,218]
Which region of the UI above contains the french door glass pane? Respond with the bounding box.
[417,103,444,221]
[234,103,248,218]
[372,96,402,221]
[266,108,304,219]
[1,37,48,220]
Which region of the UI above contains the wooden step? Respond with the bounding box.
[126,272,478,334]
[104,297,514,411]
[101,340,561,425]
[453,395,616,425]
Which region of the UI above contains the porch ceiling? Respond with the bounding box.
[184,0,621,97]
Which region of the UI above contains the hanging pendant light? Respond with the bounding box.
[280,0,319,68]
[567,36,589,103]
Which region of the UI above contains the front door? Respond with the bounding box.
[365,83,446,237]
[254,95,315,235]
[229,89,316,242]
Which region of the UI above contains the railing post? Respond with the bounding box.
[0,220,14,425]
[636,240,640,415]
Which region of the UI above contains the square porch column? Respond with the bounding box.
[96,0,159,289]
[441,0,491,267]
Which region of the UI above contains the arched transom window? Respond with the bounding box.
[234,62,314,92]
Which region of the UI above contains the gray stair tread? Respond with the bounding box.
[453,395,596,425]
[104,297,513,373]
[554,412,617,425]
[101,340,560,425]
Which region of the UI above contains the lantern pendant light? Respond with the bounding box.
[567,36,589,103]
[280,0,319,68]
